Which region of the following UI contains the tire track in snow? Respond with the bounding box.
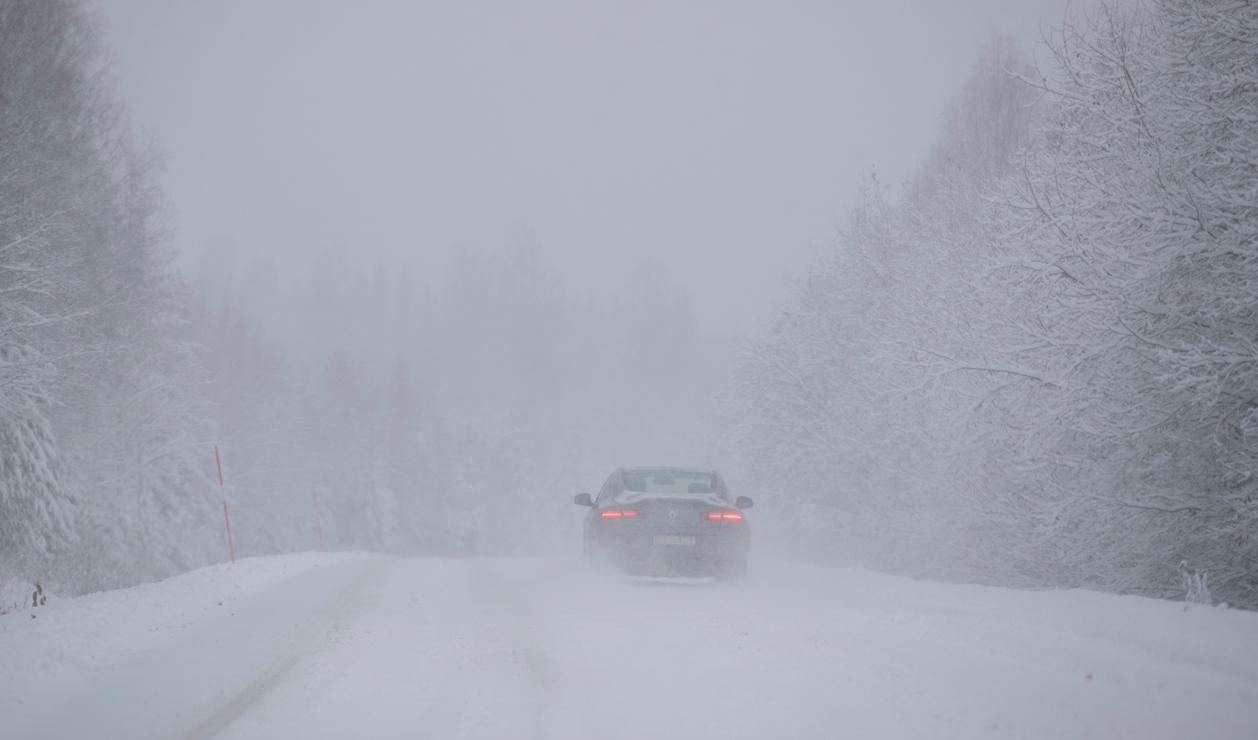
[4,556,384,740]
[179,558,389,740]
[177,651,306,740]
[461,559,563,740]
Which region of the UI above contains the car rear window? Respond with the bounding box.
[623,470,717,494]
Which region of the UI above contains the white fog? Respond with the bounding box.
[2,1,1256,738]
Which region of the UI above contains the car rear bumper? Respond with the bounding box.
[588,528,749,577]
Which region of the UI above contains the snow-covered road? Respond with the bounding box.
[4,554,1257,739]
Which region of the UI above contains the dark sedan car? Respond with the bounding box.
[574,467,752,579]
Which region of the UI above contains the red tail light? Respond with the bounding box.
[600,510,639,519]
[704,511,743,521]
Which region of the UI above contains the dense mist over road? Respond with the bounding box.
[3,1,1257,737]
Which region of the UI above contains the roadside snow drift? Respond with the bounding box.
[3,555,1256,740]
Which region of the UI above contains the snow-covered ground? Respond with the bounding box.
[3,554,1256,740]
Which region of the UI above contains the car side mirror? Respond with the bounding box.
[573,492,594,507]
[735,496,754,509]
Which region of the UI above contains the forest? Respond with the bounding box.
[722,1,1258,607]
[2,0,1256,611]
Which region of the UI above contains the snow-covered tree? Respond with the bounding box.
[725,0,1258,607]
[993,0,1258,602]
[2,0,220,590]
[0,0,103,580]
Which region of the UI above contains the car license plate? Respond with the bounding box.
[653,535,696,546]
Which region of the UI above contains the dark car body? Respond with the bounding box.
[574,467,752,578]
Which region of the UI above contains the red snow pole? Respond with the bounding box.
[223,500,236,564]
[216,446,235,564]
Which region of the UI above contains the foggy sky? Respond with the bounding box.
[100,0,1076,334]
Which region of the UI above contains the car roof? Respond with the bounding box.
[621,466,720,477]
